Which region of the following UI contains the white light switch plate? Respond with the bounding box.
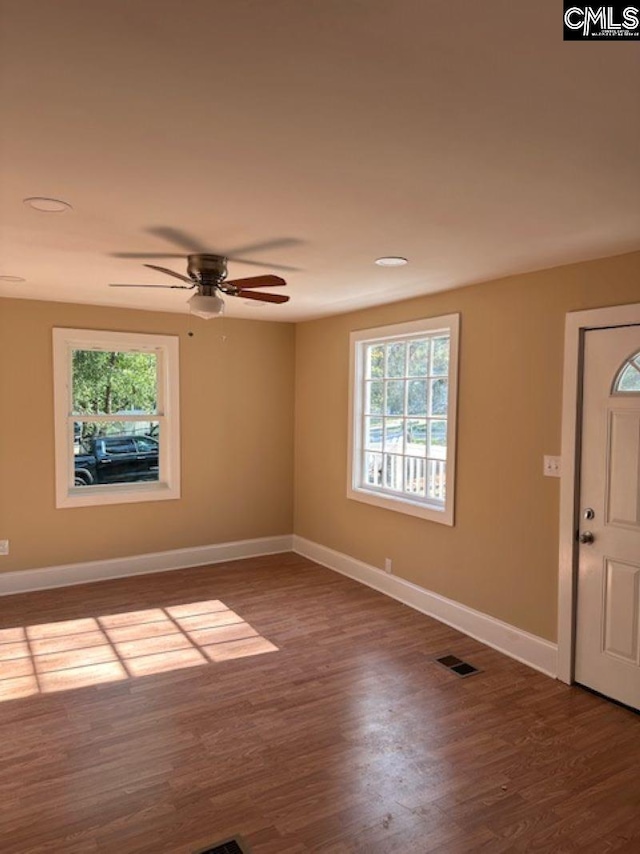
[0,540,8,556]
[543,456,562,478]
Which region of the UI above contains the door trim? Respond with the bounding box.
[558,302,640,684]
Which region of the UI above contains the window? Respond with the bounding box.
[135,436,159,453]
[613,350,640,393]
[102,437,137,456]
[348,314,459,525]
[53,329,180,508]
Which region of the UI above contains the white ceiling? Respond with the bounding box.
[1,1,639,321]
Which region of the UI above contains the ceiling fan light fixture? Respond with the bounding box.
[375,256,408,267]
[24,196,72,213]
[188,292,225,319]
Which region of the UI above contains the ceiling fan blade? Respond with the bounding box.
[227,256,301,272]
[146,226,209,252]
[112,251,298,270]
[108,283,192,289]
[237,290,290,304]
[227,237,302,256]
[226,275,286,290]
[144,263,192,283]
[112,252,185,259]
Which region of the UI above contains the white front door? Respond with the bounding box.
[575,325,640,710]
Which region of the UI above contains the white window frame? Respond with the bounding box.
[347,314,459,526]
[53,328,181,509]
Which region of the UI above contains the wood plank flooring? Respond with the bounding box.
[0,552,638,853]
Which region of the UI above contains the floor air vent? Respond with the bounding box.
[435,654,480,678]
[194,838,250,854]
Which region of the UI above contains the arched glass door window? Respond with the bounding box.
[613,351,640,393]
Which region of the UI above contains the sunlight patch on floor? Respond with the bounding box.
[0,600,278,701]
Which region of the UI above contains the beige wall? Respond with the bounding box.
[294,251,640,642]
[2,251,639,642]
[0,299,295,573]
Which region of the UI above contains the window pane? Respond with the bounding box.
[430,378,448,416]
[406,419,427,455]
[364,452,383,487]
[74,421,159,487]
[428,420,447,459]
[407,379,427,415]
[431,337,450,376]
[408,340,429,377]
[367,345,385,379]
[385,380,405,415]
[102,437,136,455]
[615,360,640,393]
[135,435,159,453]
[384,454,403,491]
[404,457,426,496]
[366,381,384,415]
[364,417,383,451]
[384,418,404,453]
[386,342,406,377]
[72,350,157,415]
[427,459,446,502]
[352,317,457,522]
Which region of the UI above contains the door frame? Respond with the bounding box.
[558,302,640,684]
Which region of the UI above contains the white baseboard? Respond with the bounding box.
[0,535,294,596]
[1,532,558,679]
[292,535,558,678]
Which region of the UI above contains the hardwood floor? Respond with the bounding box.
[0,553,638,853]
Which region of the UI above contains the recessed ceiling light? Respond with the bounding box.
[0,275,26,283]
[24,196,72,213]
[375,256,408,267]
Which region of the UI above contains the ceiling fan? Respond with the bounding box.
[110,254,289,318]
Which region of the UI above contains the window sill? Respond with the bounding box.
[347,484,453,526]
[57,480,180,509]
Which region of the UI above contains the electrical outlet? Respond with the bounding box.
[543,455,562,478]
[384,558,392,574]
[0,540,9,556]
